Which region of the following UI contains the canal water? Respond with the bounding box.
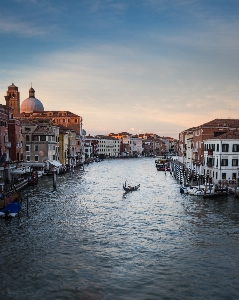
[1,158,239,300]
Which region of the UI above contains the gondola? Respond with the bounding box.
[123,182,140,192]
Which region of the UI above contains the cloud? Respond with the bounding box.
[0,16,49,37]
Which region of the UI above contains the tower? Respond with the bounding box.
[5,83,20,116]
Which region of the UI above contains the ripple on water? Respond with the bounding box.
[1,158,239,300]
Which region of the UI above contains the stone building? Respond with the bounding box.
[4,84,85,164]
[21,119,59,163]
[204,129,239,184]
[96,135,120,158]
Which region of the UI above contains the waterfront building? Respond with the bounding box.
[84,135,99,159]
[179,119,239,177]
[21,119,59,163]
[108,132,143,156]
[59,126,69,165]
[8,117,23,162]
[4,84,85,164]
[204,129,239,184]
[142,139,154,156]
[0,105,14,182]
[58,125,78,166]
[0,101,24,184]
[130,135,143,156]
[142,137,163,156]
[96,135,120,158]
[0,105,13,163]
[67,129,77,166]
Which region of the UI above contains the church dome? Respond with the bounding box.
[20,86,44,113]
[21,98,44,113]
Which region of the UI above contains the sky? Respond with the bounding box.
[1,0,239,138]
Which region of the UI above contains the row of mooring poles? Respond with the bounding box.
[52,165,76,190]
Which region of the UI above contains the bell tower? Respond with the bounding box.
[5,83,20,116]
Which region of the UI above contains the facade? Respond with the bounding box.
[130,136,143,156]
[179,119,239,168]
[67,129,77,166]
[204,130,239,184]
[96,136,120,157]
[108,132,143,156]
[21,120,59,163]
[4,83,20,116]
[0,105,13,163]
[4,84,85,164]
[59,126,69,165]
[8,118,23,162]
[84,135,99,158]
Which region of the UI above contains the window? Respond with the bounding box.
[26,155,30,162]
[26,135,29,142]
[40,135,46,141]
[207,157,213,167]
[232,159,238,166]
[34,155,38,162]
[222,173,226,180]
[35,145,38,151]
[216,144,219,152]
[26,145,30,152]
[222,144,229,152]
[232,144,239,152]
[221,159,228,166]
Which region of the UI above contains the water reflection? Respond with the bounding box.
[0,158,239,299]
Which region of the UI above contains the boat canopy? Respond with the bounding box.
[11,168,26,174]
[49,160,62,167]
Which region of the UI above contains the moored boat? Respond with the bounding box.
[0,202,21,218]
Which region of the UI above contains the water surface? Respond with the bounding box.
[0,158,239,300]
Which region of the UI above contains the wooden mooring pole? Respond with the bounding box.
[27,194,29,217]
[53,170,57,190]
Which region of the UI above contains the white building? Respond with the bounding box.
[130,136,143,156]
[203,130,239,184]
[96,136,120,157]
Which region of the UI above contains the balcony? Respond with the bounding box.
[5,142,11,148]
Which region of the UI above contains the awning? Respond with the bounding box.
[49,160,62,167]
[11,168,26,174]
